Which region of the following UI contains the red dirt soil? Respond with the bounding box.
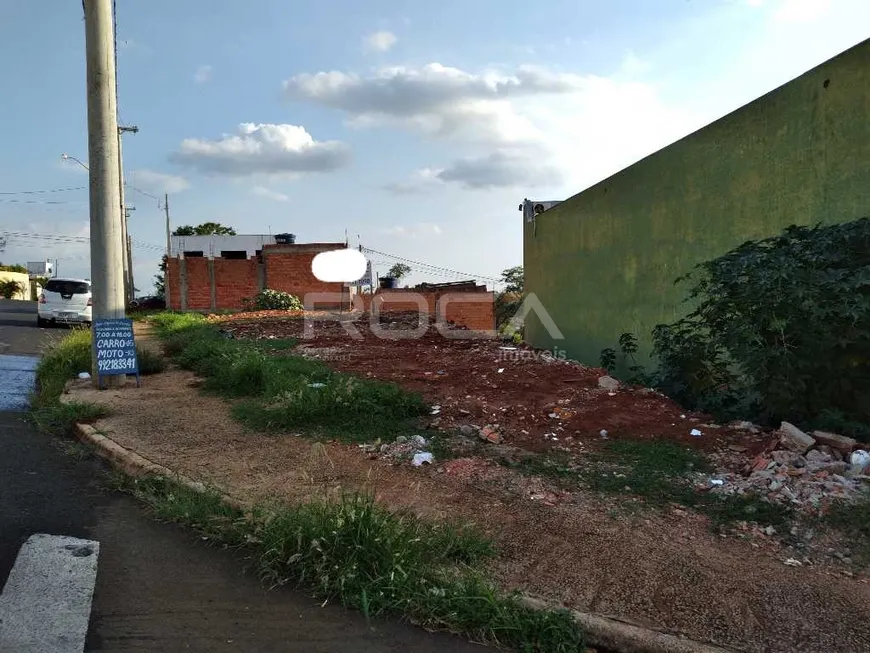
[214,311,770,458]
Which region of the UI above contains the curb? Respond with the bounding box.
[73,422,740,653]
[73,423,248,511]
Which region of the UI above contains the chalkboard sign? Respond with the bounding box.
[93,318,139,388]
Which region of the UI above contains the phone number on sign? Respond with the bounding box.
[97,358,136,372]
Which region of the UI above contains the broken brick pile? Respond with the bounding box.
[708,422,870,514]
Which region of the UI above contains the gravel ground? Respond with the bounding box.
[66,357,870,653]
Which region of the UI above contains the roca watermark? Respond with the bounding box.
[298,292,565,342]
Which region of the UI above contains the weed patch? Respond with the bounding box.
[136,347,167,375]
[824,497,870,563]
[121,475,585,651]
[149,313,429,441]
[30,401,110,437]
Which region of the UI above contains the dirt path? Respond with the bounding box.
[66,357,870,653]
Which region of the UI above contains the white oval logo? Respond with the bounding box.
[311,248,368,283]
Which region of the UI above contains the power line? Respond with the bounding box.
[2,231,165,253]
[126,185,161,202]
[361,246,503,285]
[0,199,86,205]
[0,186,87,196]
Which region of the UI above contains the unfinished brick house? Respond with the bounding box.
[166,235,349,311]
[165,235,496,331]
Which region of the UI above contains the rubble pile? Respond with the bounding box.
[359,434,430,462]
[709,422,870,513]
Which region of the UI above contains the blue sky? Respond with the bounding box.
[0,0,867,292]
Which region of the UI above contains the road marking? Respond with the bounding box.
[0,354,38,411]
[0,534,100,653]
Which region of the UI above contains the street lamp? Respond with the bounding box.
[61,152,134,302]
[61,153,89,170]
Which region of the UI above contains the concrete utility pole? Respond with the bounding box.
[163,193,171,309]
[84,0,126,387]
[118,124,138,304]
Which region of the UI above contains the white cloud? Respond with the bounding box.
[170,123,351,177]
[194,65,213,84]
[132,169,190,194]
[382,167,444,195]
[283,63,584,147]
[380,222,442,237]
[435,151,561,189]
[287,62,699,193]
[362,30,397,53]
[251,185,289,202]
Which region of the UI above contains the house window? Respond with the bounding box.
[220,250,248,260]
[183,250,204,258]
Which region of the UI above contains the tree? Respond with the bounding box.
[387,263,412,280]
[495,265,524,331]
[154,256,168,298]
[172,222,237,236]
[500,265,524,294]
[0,279,23,299]
[0,264,28,274]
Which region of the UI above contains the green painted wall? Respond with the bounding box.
[524,38,870,368]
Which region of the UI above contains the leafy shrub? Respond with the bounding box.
[652,217,870,437]
[0,279,24,299]
[244,289,303,311]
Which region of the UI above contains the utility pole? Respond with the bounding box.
[164,193,171,309]
[84,0,126,387]
[118,124,138,304]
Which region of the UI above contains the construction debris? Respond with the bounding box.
[778,421,817,453]
[710,428,870,514]
[597,375,620,391]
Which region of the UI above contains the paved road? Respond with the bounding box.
[0,303,485,652]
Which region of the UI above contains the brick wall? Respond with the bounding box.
[185,258,212,310]
[167,258,182,309]
[214,258,259,310]
[358,289,495,331]
[263,244,347,308]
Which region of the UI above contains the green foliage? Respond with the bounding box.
[598,333,653,385]
[0,264,28,274]
[386,263,411,280]
[652,217,870,437]
[500,265,524,295]
[34,329,92,404]
[154,255,167,298]
[149,313,429,441]
[824,497,870,564]
[0,279,24,299]
[31,329,110,436]
[122,476,585,651]
[136,347,167,375]
[243,289,304,311]
[31,401,110,437]
[509,441,791,530]
[495,266,525,333]
[172,222,236,236]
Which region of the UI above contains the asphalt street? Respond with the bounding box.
[0,299,485,652]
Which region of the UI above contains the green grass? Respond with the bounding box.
[136,347,167,375]
[149,313,429,441]
[34,328,92,405]
[823,497,870,564]
[507,440,792,530]
[117,475,584,651]
[31,401,111,437]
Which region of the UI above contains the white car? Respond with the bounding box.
[37,277,93,327]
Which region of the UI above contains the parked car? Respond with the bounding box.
[128,295,166,310]
[37,278,92,327]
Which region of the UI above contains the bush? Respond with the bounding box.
[244,289,303,311]
[652,217,870,437]
[136,347,167,375]
[149,313,429,440]
[0,279,24,299]
[124,477,586,651]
